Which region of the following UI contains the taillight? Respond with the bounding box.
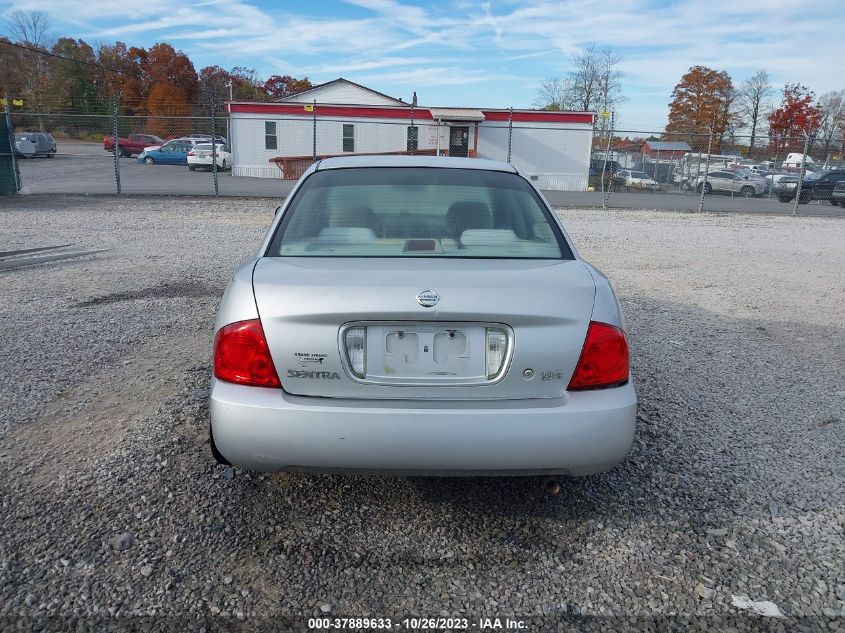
[213,319,281,388]
[187,152,195,156]
[568,321,629,390]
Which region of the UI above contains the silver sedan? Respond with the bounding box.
[210,156,636,476]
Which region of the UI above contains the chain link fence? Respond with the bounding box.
[2,106,844,215]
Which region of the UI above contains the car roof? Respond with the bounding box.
[314,155,518,173]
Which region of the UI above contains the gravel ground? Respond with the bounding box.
[0,195,843,632]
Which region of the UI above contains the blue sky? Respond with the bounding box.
[4,0,843,130]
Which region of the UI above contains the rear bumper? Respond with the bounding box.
[210,380,637,476]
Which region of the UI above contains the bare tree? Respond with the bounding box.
[735,69,771,154]
[6,10,52,48]
[596,47,625,114]
[5,10,53,122]
[565,43,600,112]
[533,77,567,111]
[813,90,845,162]
[559,43,624,135]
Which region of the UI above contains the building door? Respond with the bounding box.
[449,126,469,157]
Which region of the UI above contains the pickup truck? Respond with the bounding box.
[832,181,845,208]
[103,134,164,157]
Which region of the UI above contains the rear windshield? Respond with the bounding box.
[268,167,570,259]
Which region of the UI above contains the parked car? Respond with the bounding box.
[138,139,195,165]
[614,169,661,190]
[14,132,56,158]
[831,181,845,208]
[773,175,801,200]
[696,170,765,197]
[137,136,227,162]
[103,133,164,157]
[209,155,636,475]
[187,143,231,171]
[590,159,620,175]
[778,169,845,204]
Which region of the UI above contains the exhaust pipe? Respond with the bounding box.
[542,477,560,495]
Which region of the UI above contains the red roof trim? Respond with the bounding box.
[229,102,593,124]
[482,111,593,123]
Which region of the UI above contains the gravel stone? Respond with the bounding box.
[0,198,842,628]
[110,532,133,551]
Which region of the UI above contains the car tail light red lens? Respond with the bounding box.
[187,152,195,156]
[213,319,281,388]
[568,321,629,390]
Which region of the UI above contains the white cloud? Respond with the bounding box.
[4,0,843,121]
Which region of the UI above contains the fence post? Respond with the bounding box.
[656,148,660,182]
[312,99,317,160]
[601,111,614,211]
[792,132,810,217]
[112,96,121,195]
[506,107,513,163]
[5,99,21,193]
[698,126,713,213]
[210,98,219,196]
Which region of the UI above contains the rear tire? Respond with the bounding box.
[143,157,155,165]
[188,165,196,171]
[739,186,755,198]
[830,199,839,206]
[221,159,227,171]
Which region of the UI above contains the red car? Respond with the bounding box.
[103,134,164,157]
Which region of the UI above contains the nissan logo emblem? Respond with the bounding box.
[416,289,439,307]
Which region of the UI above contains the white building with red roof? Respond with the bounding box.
[228,78,595,190]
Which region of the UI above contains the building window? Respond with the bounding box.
[342,124,354,153]
[407,126,418,151]
[265,121,277,150]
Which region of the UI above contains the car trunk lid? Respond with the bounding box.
[252,257,596,400]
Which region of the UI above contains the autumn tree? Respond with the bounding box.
[199,65,266,104]
[141,43,198,117]
[665,66,735,152]
[735,69,771,155]
[96,42,146,114]
[768,84,821,157]
[49,38,98,111]
[0,38,27,100]
[147,83,191,136]
[262,75,313,100]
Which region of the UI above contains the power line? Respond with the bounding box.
[0,39,136,77]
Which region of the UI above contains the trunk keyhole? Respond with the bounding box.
[424,345,429,352]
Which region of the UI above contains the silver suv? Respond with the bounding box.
[696,170,766,197]
[15,132,57,158]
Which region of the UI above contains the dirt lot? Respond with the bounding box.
[0,195,843,631]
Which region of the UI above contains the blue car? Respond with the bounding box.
[138,140,193,165]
